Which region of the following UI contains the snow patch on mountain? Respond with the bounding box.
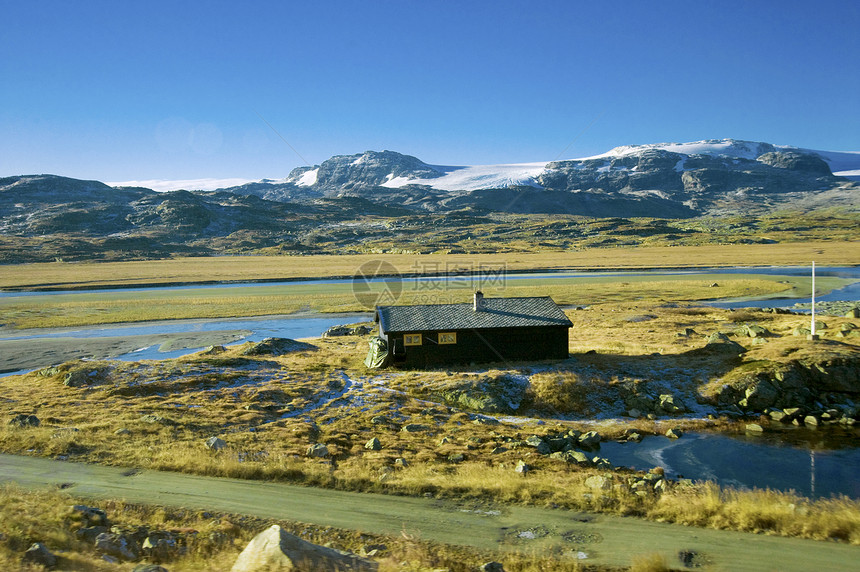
[296,168,319,186]
[109,177,257,192]
[381,162,549,191]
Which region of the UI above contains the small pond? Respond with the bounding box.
[600,429,860,499]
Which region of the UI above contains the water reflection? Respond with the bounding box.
[600,428,860,499]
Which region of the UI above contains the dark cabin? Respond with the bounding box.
[373,291,572,368]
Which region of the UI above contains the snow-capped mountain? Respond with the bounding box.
[221,139,857,216]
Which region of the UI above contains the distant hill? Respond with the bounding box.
[2,139,858,263]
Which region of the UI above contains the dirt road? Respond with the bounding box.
[1,454,856,570]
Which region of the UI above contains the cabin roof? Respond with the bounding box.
[376,296,572,333]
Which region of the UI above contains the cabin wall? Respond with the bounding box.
[383,326,569,368]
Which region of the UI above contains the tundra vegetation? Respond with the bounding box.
[1,258,859,569]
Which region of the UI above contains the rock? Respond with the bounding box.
[64,369,94,387]
[77,526,109,543]
[114,428,131,435]
[592,457,612,469]
[524,435,545,448]
[133,565,169,572]
[401,424,428,433]
[240,338,316,356]
[658,394,686,414]
[306,443,329,458]
[736,324,770,338]
[480,562,505,572]
[584,475,611,490]
[322,326,352,337]
[448,453,465,463]
[22,542,57,569]
[200,345,226,355]
[514,460,530,474]
[438,374,527,414]
[9,414,40,427]
[803,415,820,427]
[665,428,683,439]
[627,408,642,418]
[768,410,788,422]
[578,431,601,448]
[846,308,860,318]
[394,457,408,468]
[365,437,382,451]
[230,524,377,572]
[745,423,764,433]
[205,437,227,451]
[568,451,592,466]
[142,532,177,563]
[38,366,60,377]
[95,531,139,561]
[743,379,779,410]
[72,504,108,526]
[140,414,172,425]
[700,332,747,354]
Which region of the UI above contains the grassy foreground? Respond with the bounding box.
[1,302,859,568]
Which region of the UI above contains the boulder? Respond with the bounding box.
[365,437,382,451]
[584,475,611,490]
[95,531,139,561]
[8,414,39,428]
[72,504,108,527]
[230,525,377,572]
[77,526,109,543]
[322,326,352,337]
[480,561,505,572]
[205,437,227,451]
[514,460,530,474]
[241,338,316,356]
[22,542,57,569]
[400,424,428,433]
[578,431,601,448]
[658,394,686,414]
[665,428,683,439]
[745,423,765,433]
[306,443,329,458]
[743,379,780,410]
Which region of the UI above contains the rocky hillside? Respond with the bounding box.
[224,139,860,217]
[2,139,858,263]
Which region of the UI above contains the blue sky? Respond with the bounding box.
[2,0,858,183]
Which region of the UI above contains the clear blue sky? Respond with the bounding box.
[2,0,858,182]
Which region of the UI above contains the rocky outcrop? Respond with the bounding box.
[708,355,860,420]
[230,524,377,572]
[435,374,527,414]
[240,338,316,356]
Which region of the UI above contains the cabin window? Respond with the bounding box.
[438,332,457,344]
[404,334,422,346]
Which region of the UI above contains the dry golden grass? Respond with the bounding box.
[3,272,842,329]
[1,241,856,291]
[1,303,858,550]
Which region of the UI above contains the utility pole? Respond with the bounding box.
[809,261,819,341]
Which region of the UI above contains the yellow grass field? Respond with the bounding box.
[1,241,857,290]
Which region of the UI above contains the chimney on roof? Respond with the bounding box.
[473,290,484,312]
